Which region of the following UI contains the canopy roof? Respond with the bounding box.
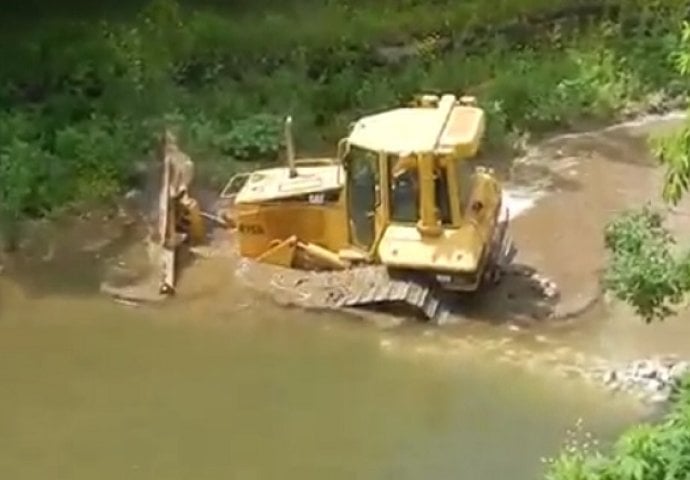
[347,94,485,157]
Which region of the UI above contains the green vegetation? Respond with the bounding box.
[546,378,690,480]
[0,0,687,250]
[553,19,690,480]
[603,206,690,323]
[603,21,690,323]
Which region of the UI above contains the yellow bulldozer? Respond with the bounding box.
[155,93,516,323]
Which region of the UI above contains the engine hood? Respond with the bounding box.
[376,224,488,273]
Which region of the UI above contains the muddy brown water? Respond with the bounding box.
[0,268,642,480]
[1,112,689,480]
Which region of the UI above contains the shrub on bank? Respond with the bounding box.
[603,206,690,323]
[546,378,690,480]
[0,0,687,238]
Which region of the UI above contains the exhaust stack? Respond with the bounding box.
[285,116,297,178]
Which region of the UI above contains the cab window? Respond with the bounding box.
[344,145,379,247]
[387,155,452,225]
[434,167,452,225]
[388,155,418,223]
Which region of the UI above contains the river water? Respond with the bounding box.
[0,274,641,480]
[1,113,689,480]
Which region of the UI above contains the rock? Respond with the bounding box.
[638,363,658,379]
[576,356,689,405]
[644,379,666,393]
[526,273,560,299]
[603,370,618,385]
[631,359,658,379]
[657,367,672,384]
[543,286,559,299]
[669,361,689,379]
[631,359,645,373]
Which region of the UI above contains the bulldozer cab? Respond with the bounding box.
[341,146,456,249]
[341,93,490,256]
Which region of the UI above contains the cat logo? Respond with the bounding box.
[238,223,265,235]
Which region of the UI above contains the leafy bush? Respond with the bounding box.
[603,206,690,322]
[215,114,284,161]
[546,379,690,480]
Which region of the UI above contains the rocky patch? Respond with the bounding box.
[507,266,560,301]
[589,357,690,404]
[508,270,690,405]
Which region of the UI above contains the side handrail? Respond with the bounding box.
[219,172,251,200]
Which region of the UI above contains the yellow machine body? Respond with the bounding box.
[227,161,350,265]
[219,93,508,292]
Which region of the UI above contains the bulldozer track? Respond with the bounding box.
[252,265,454,324]
[323,266,452,323]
